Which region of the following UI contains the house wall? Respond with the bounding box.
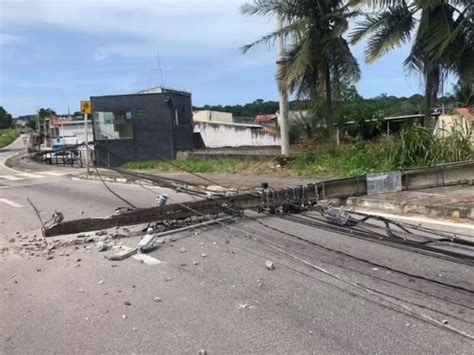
[193,121,280,148]
[91,92,194,166]
[434,114,474,140]
[59,122,93,143]
[193,110,233,123]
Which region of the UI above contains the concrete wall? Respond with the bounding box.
[91,92,194,166]
[434,114,474,141]
[193,121,280,148]
[193,110,233,124]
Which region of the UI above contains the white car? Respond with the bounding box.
[43,150,77,165]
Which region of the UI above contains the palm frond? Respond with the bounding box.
[240,18,309,53]
[351,4,415,63]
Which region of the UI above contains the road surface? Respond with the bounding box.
[1,137,473,354]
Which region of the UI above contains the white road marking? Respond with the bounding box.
[17,173,45,178]
[132,254,164,265]
[40,171,66,176]
[0,175,23,181]
[0,198,24,208]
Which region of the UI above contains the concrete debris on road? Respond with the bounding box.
[238,303,254,310]
[179,247,186,253]
[98,280,104,285]
[265,260,275,270]
[96,241,108,252]
[109,247,137,261]
[201,253,207,258]
[198,350,207,355]
[165,276,173,282]
[153,297,162,302]
[122,314,127,319]
[124,301,132,306]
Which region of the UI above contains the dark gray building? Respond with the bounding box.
[91,87,194,167]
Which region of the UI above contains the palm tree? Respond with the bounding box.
[242,0,361,148]
[350,0,473,126]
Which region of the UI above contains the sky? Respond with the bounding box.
[0,0,454,117]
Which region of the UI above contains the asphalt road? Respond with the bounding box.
[1,138,473,354]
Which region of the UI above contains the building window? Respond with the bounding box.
[94,111,133,139]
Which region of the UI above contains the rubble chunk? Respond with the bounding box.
[153,297,162,303]
[96,241,108,252]
[265,261,275,270]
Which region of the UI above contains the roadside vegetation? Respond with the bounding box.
[124,124,473,178]
[0,128,20,148]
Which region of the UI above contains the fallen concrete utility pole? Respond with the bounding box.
[43,184,321,237]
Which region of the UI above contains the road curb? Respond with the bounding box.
[344,196,474,222]
[75,173,155,186]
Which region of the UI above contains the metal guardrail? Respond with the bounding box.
[30,143,93,168]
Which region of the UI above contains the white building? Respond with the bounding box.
[193,121,280,148]
[193,110,233,124]
[49,116,93,147]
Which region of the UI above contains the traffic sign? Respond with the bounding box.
[81,100,92,114]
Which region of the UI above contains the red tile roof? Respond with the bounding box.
[49,116,73,126]
[255,114,277,122]
[454,108,474,121]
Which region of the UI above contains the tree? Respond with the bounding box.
[0,106,13,129]
[40,108,56,136]
[241,0,361,149]
[351,0,474,126]
[453,79,474,107]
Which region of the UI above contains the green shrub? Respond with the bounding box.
[0,129,19,148]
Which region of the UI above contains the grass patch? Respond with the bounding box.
[123,127,473,179]
[0,129,19,148]
[123,156,274,175]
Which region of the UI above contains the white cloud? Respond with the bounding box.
[0,0,274,48]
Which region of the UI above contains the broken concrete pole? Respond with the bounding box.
[109,247,137,261]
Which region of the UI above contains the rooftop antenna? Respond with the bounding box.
[153,49,165,86]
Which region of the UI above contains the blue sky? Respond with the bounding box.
[0,0,453,117]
